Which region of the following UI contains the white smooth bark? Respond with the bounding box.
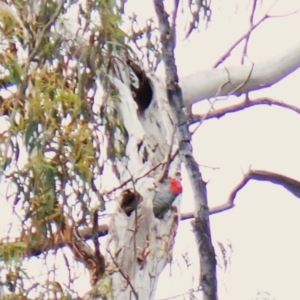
[95,75,182,300]
[181,39,300,107]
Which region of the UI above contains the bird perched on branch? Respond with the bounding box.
[153,178,182,219]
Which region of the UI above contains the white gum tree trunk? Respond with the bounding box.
[88,65,182,299]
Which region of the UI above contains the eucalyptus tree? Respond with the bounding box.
[0,1,299,300]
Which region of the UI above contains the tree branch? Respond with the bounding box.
[229,169,300,204]
[0,210,233,259]
[240,0,257,65]
[6,167,300,261]
[153,0,217,299]
[181,39,300,107]
[190,97,300,124]
[0,224,109,258]
[2,5,300,116]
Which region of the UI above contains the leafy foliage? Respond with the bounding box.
[0,0,211,298]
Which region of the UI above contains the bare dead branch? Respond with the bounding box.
[190,97,300,124]
[229,169,300,204]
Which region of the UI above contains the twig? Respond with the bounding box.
[105,148,180,195]
[190,96,300,124]
[213,0,279,68]
[106,248,139,299]
[241,0,257,64]
[190,61,253,134]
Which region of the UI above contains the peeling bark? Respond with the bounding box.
[83,60,183,300]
